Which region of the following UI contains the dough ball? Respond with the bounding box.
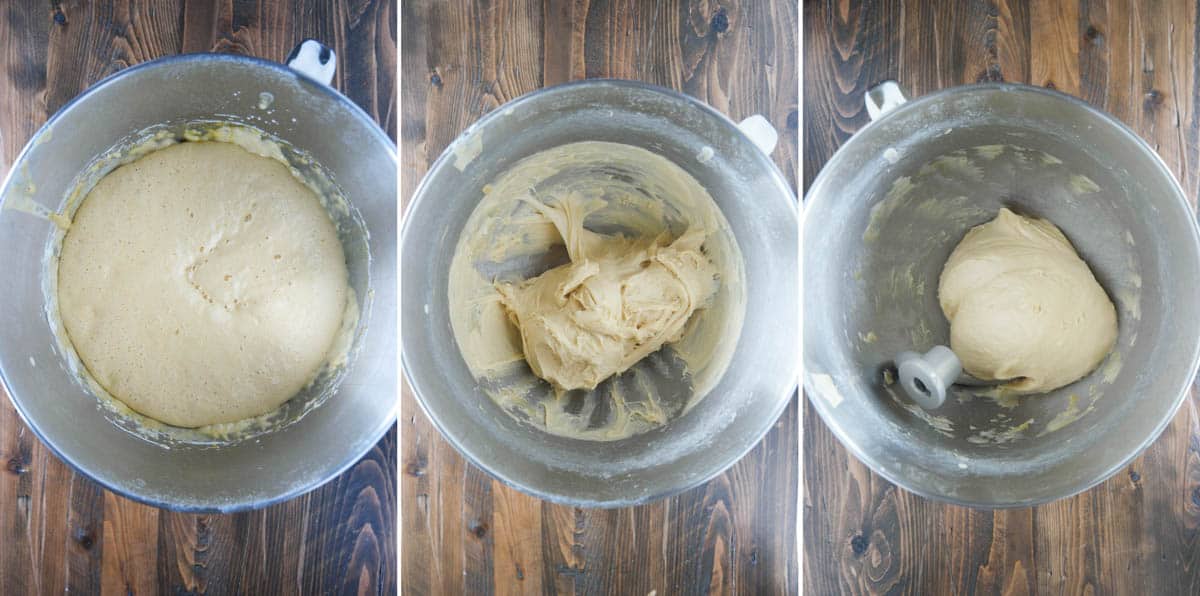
[938,208,1117,393]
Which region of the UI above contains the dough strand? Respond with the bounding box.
[448,141,746,440]
[496,194,718,392]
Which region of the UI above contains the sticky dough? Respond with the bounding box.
[448,141,745,441]
[57,141,351,428]
[496,194,718,392]
[938,208,1117,393]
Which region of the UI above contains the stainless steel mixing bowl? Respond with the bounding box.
[0,47,396,512]
[402,80,798,507]
[804,82,1200,507]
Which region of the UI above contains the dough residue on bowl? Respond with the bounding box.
[57,140,355,428]
[448,141,746,441]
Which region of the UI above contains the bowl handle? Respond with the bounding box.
[737,114,779,155]
[286,39,337,86]
[865,80,908,121]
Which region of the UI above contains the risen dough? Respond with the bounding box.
[497,195,718,391]
[938,208,1117,393]
[57,141,350,428]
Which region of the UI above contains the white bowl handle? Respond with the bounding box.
[737,114,779,155]
[865,80,908,121]
[286,39,337,86]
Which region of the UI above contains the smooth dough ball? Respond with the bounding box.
[58,141,350,428]
[938,208,1117,393]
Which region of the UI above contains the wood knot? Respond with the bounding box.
[405,460,425,477]
[710,7,730,34]
[1085,25,1104,45]
[5,456,26,475]
[977,64,1004,83]
[749,549,759,565]
[1144,89,1165,111]
[850,534,869,556]
[1128,470,1140,483]
[468,520,488,538]
[1191,486,1200,507]
[515,563,525,580]
[786,109,798,130]
[556,564,586,577]
[53,9,67,26]
[430,71,443,89]
[74,529,95,550]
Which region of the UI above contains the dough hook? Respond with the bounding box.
[894,346,1008,409]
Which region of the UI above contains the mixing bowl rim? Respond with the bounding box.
[400,78,798,228]
[0,369,399,514]
[402,353,799,509]
[401,78,799,507]
[802,81,1200,508]
[0,51,399,513]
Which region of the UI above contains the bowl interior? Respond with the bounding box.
[0,55,396,512]
[804,85,1200,506]
[402,81,798,506]
[446,139,748,441]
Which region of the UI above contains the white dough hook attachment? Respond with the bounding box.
[895,345,1009,409]
[895,346,963,410]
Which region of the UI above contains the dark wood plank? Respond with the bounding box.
[400,1,799,594]
[101,494,160,595]
[0,2,397,594]
[66,474,104,593]
[804,0,1200,593]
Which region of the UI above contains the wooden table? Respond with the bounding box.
[805,0,1200,593]
[0,2,396,594]
[401,1,798,594]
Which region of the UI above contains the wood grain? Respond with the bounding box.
[804,0,1200,593]
[0,1,397,594]
[400,0,799,594]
